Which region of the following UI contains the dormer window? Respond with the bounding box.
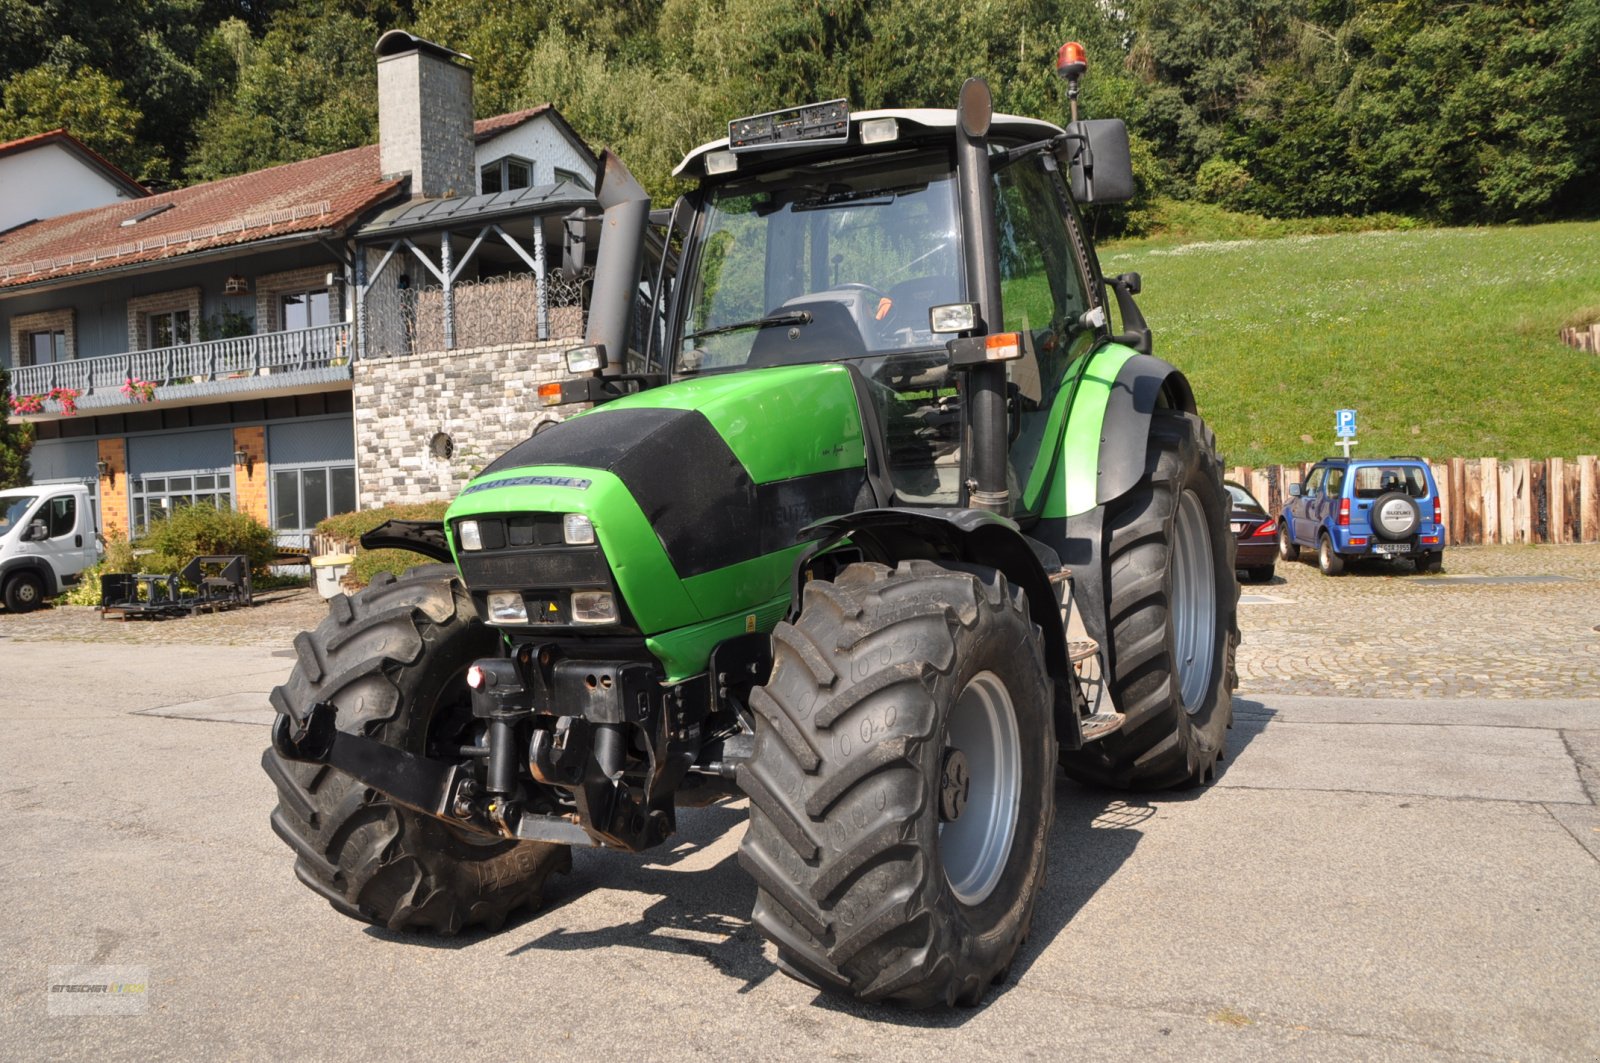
[480,156,532,195]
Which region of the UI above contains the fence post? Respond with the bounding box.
[1548,458,1566,544]
[1464,461,1483,543]
[1581,456,1599,544]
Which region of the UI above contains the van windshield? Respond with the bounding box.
[1,495,38,534]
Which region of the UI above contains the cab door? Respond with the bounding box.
[37,492,93,583]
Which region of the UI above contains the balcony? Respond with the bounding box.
[9,322,351,414]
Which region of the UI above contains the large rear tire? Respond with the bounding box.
[261,565,570,932]
[1061,411,1239,790]
[740,561,1054,1007]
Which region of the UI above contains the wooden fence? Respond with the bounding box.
[1227,456,1600,546]
[1559,323,1600,353]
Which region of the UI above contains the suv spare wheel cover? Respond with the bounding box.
[1372,491,1420,540]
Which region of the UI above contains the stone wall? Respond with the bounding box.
[353,340,588,505]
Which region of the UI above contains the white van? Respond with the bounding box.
[0,483,101,612]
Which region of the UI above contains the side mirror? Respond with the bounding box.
[26,519,49,541]
[1060,119,1134,205]
[1288,483,1302,498]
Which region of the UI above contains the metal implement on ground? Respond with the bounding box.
[263,40,1239,1008]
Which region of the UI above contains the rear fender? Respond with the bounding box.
[1056,346,1196,519]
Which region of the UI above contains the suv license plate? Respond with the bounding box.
[1372,542,1409,555]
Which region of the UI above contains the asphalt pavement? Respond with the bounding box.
[1,555,1598,1061]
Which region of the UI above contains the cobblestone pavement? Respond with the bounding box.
[1236,543,1600,699]
[4,543,1598,699]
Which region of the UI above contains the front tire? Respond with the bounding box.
[1061,410,1239,790]
[3,570,45,612]
[740,561,1054,1007]
[1245,564,1275,583]
[261,565,570,933]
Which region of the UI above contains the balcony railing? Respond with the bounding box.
[10,322,351,401]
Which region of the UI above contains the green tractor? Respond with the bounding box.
[264,51,1237,1008]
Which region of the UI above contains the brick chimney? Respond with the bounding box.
[375,31,474,200]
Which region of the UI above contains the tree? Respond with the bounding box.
[0,363,35,490]
[0,65,153,177]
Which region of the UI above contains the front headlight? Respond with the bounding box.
[458,520,483,551]
[570,590,617,624]
[563,513,596,545]
[486,591,528,625]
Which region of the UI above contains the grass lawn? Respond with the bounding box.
[1098,220,1600,466]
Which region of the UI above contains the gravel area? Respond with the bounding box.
[4,543,1598,698]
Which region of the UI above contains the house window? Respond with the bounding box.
[554,167,592,191]
[148,309,192,349]
[24,330,67,366]
[272,464,356,538]
[481,156,532,195]
[281,289,332,331]
[130,471,233,534]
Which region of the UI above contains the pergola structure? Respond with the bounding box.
[355,181,597,358]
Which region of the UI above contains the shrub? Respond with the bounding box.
[348,548,437,588]
[1194,157,1253,212]
[316,502,451,590]
[315,501,450,550]
[137,503,278,579]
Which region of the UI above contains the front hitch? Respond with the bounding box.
[271,702,466,820]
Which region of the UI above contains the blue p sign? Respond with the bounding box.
[1336,408,1357,438]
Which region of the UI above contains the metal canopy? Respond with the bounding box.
[357,182,596,242]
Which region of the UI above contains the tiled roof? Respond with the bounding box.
[474,107,552,141]
[0,127,149,199]
[0,143,402,289]
[0,108,591,291]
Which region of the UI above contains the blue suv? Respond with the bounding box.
[1279,457,1445,575]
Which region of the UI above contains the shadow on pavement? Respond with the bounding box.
[366,697,1279,1015]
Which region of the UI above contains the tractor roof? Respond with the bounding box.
[673,108,1063,179]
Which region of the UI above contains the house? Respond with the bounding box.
[1,32,601,547]
[0,128,149,235]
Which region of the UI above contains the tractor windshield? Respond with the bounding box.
[677,151,964,375]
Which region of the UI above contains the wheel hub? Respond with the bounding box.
[939,748,971,822]
[938,672,1022,905]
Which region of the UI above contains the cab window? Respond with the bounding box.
[45,495,76,538]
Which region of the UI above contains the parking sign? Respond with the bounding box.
[1336,408,1357,438]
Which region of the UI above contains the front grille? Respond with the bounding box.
[457,547,609,589]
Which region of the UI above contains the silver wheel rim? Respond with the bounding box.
[17,581,37,604]
[939,671,1021,905]
[1171,489,1218,713]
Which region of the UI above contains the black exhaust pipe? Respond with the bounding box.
[585,150,651,378]
[954,78,1010,516]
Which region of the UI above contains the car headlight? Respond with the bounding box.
[458,520,483,551]
[570,590,617,624]
[486,591,528,625]
[563,513,596,545]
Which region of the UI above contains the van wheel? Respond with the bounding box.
[3,571,45,612]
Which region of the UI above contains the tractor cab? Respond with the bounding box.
[622,99,1137,517]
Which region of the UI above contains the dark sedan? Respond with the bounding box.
[1227,480,1278,582]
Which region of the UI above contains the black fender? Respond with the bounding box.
[0,557,58,597]
[358,520,454,563]
[1094,354,1195,508]
[789,507,1083,747]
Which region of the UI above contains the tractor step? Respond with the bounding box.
[1079,711,1126,743]
[1068,638,1099,664]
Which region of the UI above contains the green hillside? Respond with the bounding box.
[1100,221,1600,467]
